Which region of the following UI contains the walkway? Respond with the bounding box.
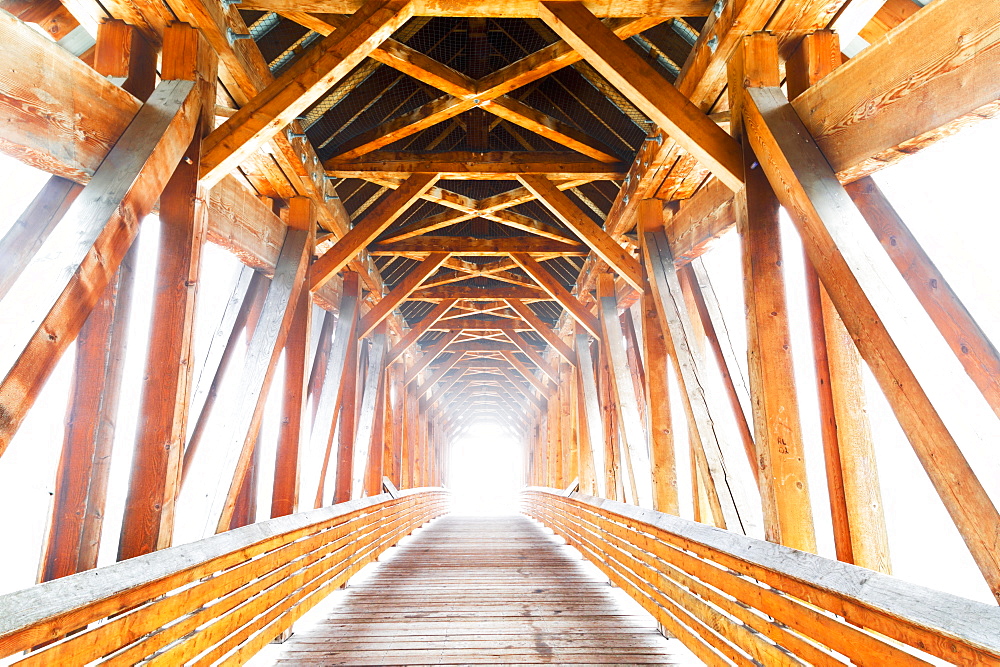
[273,515,689,665]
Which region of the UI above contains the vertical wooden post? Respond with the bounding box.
[40,19,155,581]
[229,430,261,529]
[271,198,315,518]
[685,260,757,475]
[575,332,604,497]
[118,23,216,559]
[383,364,403,487]
[642,204,750,534]
[332,293,361,504]
[401,384,414,488]
[729,32,816,553]
[639,256,678,515]
[547,383,562,488]
[308,311,336,422]
[559,362,576,486]
[311,272,360,507]
[788,30,890,572]
[597,346,622,501]
[355,324,388,497]
[364,367,387,497]
[597,273,653,507]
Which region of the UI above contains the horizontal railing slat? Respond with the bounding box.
[523,488,1000,666]
[0,489,448,663]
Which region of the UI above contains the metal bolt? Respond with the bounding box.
[227,28,253,44]
[712,0,724,16]
[287,130,308,140]
[708,36,719,53]
[222,0,241,6]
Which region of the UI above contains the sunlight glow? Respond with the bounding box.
[447,421,523,514]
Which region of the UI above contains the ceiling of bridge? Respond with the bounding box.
[231,8,709,427]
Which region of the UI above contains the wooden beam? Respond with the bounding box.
[793,0,1000,183]
[686,259,756,476]
[427,318,528,331]
[496,363,546,411]
[381,210,476,243]
[311,272,360,507]
[639,269,677,514]
[518,174,643,291]
[788,29,889,573]
[351,330,388,498]
[643,224,751,535]
[481,96,620,163]
[415,352,465,399]
[38,17,155,580]
[0,8,140,182]
[537,1,743,191]
[182,271,266,488]
[500,350,549,397]
[404,331,462,385]
[511,253,600,337]
[119,24,217,559]
[271,201,316,518]
[327,17,660,159]
[574,333,605,497]
[409,285,552,301]
[325,151,625,180]
[504,331,559,383]
[849,177,1000,422]
[204,226,312,534]
[505,298,575,366]
[730,33,815,553]
[237,0,714,17]
[372,237,588,256]
[387,299,457,364]
[199,0,415,185]
[0,178,82,301]
[310,173,438,290]
[596,274,652,507]
[744,83,1000,601]
[357,252,450,338]
[0,77,199,458]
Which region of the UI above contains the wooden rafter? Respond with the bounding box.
[199,0,415,185]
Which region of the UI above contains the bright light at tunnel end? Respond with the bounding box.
[447,420,523,515]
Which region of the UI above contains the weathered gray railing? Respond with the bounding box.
[523,488,1000,666]
[0,488,449,665]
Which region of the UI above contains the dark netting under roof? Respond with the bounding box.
[256,17,310,67]
[375,256,422,286]
[317,71,438,159]
[399,18,556,77]
[312,15,647,161]
[447,219,524,239]
[434,180,521,199]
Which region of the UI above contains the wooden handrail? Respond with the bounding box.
[0,488,448,664]
[523,488,1000,666]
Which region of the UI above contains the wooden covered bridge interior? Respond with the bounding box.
[1,0,1000,663]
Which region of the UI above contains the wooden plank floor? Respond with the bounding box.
[272,515,693,666]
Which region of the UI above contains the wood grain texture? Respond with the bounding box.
[536,1,743,191]
[241,0,713,16]
[527,489,1000,666]
[643,229,752,536]
[203,227,311,534]
[597,275,652,508]
[274,514,684,665]
[199,0,415,184]
[745,84,1000,602]
[730,33,816,553]
[793,0,1000,182]
[0,78,199,458]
